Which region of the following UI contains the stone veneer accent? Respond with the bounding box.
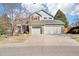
[29,25,32,34]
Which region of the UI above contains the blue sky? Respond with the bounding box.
[0,4,4,15]
[0,3,79,25]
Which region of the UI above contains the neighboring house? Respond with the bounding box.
[70,21,79,28]
[13,10,64,35]
[67,26,79,34]
[67,21,79,34]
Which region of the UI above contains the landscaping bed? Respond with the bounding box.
[0,34,30,44]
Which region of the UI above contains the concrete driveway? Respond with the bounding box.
[24,34,79,46]
[0,34,79,56]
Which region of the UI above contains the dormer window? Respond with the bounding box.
[44,17,47,19]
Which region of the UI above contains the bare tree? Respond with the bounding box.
[2,3,31,35]
[2,3,17,35]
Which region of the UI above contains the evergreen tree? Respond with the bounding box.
[54,9,68,27]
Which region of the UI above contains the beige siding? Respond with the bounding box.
[30,13,42,21]
[38,11,54,20]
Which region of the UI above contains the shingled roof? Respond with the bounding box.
[41,20,64,25]
[31,20,64,26]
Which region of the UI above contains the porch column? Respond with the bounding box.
[21,25,23,33]
[41,26,44,34]
[29,25,32,34]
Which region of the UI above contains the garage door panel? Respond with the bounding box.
[32,27,41,34]
[44,26,62,34]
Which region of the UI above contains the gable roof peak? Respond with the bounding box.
[38,9,53,17]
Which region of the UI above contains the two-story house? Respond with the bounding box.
[13,10,64,35]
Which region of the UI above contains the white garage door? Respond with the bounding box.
[44,26,62,34]
[32,27,41,34]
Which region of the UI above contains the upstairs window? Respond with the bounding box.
[44,17,47,19]
[34,17,37,20]
[49,17,52,19]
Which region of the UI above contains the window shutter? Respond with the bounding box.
[38,16,40,21]
[32,16,34,21]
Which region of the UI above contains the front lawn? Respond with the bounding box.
[0,35,7,41]
[0,34,31,43]
[71,34,79,42]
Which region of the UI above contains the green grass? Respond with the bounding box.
[72,35,79,42]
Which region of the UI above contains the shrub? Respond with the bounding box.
[0,25,5,35]
[73,29,79,33]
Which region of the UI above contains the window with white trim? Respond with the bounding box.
[34,17,37,20]
[49,17,52,19]
[44,17,47,19]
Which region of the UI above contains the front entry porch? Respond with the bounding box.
[16,24,29,34]
[14,24,44,35]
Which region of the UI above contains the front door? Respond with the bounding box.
[22,25,29,34]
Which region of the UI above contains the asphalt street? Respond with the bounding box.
[0,46,79,56]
